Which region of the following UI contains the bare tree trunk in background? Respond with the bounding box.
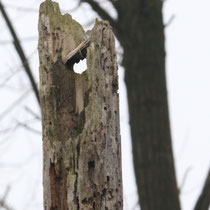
[120,2,181,210]
[82,0,181,209]
[38,1,122,209]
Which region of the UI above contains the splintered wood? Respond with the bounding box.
[38,0,122,209]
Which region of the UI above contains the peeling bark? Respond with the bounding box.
[38,1,122,209]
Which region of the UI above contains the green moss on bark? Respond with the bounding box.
[39,0,84,45]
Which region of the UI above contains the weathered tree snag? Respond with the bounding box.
[38,0,122,209]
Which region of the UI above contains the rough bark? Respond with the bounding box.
[120,2,181,210]
[38,1,122,209]
[82,0,181,209]
[194,169,210,210]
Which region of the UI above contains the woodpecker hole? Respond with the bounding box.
[73,58,87,74]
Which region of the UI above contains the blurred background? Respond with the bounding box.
[0,0,210,209]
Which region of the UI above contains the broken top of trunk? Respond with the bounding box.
[38,0,122,209]
[39,0,87,70]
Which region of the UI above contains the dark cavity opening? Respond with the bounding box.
[88,160,95,169]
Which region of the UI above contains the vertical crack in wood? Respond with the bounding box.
[38,1,122,209]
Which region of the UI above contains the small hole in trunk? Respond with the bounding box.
[73,58,87,74]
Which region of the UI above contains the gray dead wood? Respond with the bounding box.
[38,1,122,209]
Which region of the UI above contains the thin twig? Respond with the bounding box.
[178,167,192,194]
[0,1,40,104]
[165,14,175,28]
[0,49,37,89]
[0,126,16,134]
[0,69,21,88]
[24,106,41,120]
[16,121,41,135]
[0,125,19,147]
[0,89,31,122]
[0,186,13,210]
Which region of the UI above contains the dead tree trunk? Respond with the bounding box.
[38,0,123,209]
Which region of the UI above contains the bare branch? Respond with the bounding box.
[0,1,40,105]
[194,168,210,210]
[178,167,192,194]
[0,127,13,134]
[0,198,13,210]
[0,186,13,210]
[165,14,175,28]
[0,49,37,89]
[81,0,117,28]
[16,121,41,135]
[0,125,18,147]
[24,106,41,120]
[0,69,21,88]
[0,89,31,122]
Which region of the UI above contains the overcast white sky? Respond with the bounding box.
[0,0,210,210]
